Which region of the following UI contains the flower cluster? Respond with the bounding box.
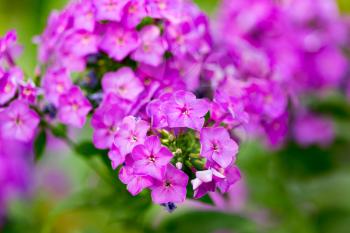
[0,31,38,220]
[0,31,40,142]
[34,0,241,206]
[1,0,348,214]
[36,0,212,130]
[106,90,240,204]
[204,0,348,147]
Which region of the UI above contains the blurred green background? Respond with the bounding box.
[1,1,350,233]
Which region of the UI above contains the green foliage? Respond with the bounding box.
[34,129,47,161]
[338,0,350,14]
[155,211,256,233]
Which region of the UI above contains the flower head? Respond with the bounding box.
[92,104,124,149]
[94,0,130,22]
[58,86,92,128]
[42,68,72,106]
[114,116,150,156]
[99,23,139,61]
[0,100,39,142]
[151,164,188,204]
[162,91,210,130]
[131,25,168,66]
[119,156,154,196]
[131,135,173,179]
[19,80,37,104]
[200,127,238,168]
[102,67,144,102]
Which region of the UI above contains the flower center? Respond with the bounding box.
[130,134,138,143]
[149,154,156,163]
[14,115,22,126]
[106,1,117,11]
[164,181,172,188]
[4,83,13,93]
[129,4,137,14]
[158,1,167,10]
[109,125,117,133]
[56,83,64,93]
[116,37,125,46]
[81,35,90,45]
[118,84,127,94]
[211,141,221,153]
[143,43,151,52]
[180,106,191,116]
[71,102,79,111]
[23,88,32,96]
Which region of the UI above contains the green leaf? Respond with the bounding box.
[74,141,107,158]
[34,130,47,161]
[338,0,350,14]
[50,124,67,138]
[155,211,256,233]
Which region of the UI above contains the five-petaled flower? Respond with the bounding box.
[132,135,173,180]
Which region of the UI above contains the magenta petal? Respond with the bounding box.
[151,185,187,204]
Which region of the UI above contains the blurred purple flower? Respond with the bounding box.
[58,86,92,128]
[0,100,39,142]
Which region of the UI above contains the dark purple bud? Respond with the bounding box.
[161,202,177,213]
[43,103,57,119]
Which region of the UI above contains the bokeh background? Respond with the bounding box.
[1,1,350,233]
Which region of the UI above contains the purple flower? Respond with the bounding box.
[0,100,39,142]
[0,74,17,105]
[64,30,98,57]
[114,116,150,156]
[216,165,241,193]
[19,80,37,104]
[131,135,173,179]
[99,23,139,61]
[122,0,147,28]
[263,112,289,147]
[102,67,144,102]
[162,91,210,130]
[200,127,238,168]
[151,164,188,204]
[0,136,32,219]
[293,113,335,147]
[0,30,22,65]
[146,93,171,129]
[191,169,223,199]
[91,104,124,149]
[73,1,96,32]
[132,25,167,66]
[93,0,129,22]
[58,86,92,128]
[119,156,153,196]
[42,68,72,106]
[108,144,124,169]
[146,0,183,22]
